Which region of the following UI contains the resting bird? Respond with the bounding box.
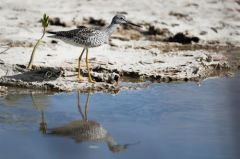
[47,14,140,83]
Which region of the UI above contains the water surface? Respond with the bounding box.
[0,74,239,159]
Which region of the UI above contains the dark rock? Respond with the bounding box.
[4,67,63,82]
[123,71,140,78]
[148,25,161,35]
[88,17,106,26]
[92,72,119,84]
[49,17,67,27]
[144,25,172,38]
[51,40,58,44]
[184,78,188,81]
[167,33,200,44]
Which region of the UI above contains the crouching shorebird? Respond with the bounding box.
[47,15,141,83]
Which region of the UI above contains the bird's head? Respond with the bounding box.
[112,14,141,27]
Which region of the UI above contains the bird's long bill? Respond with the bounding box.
[126,21,141,28]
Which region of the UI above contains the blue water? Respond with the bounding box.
[0,75,239,159]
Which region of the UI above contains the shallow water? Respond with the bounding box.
[0,74,240,159]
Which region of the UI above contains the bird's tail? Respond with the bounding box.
[46,31,57,34]
[46,31,58,38]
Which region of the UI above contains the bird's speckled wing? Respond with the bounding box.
[75,27,104,46]
[49,26,98,39]
[48,26,106,47]
[75,26,101,40]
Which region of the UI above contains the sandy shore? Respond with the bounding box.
[0,0,240,92]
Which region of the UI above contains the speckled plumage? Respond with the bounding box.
[48,26,108,48]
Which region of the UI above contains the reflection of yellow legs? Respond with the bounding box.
[78,48,85,81]
[77,90,90,121]
[84,91,90,120]
[77,90,85,119]
[85,48,95,83]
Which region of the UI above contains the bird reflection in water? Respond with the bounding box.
[32,90,139,153]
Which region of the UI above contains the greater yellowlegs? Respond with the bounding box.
[47,15,140,83]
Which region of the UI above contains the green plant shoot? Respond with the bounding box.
[27,13,49,69]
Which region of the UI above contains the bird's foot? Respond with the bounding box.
[88,79,96,83]
[88,77,96,83]
[77,75,83,81]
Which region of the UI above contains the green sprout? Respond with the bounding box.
[27,13,49,69]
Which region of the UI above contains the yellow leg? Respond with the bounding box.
[78,48,85,80]
[85,48,95,83]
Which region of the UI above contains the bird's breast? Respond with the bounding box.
[72,32,107,48]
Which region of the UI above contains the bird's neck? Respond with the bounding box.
[105,134,117,145]
[105,22,118,35]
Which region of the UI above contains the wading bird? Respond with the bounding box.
[47,15,140,83]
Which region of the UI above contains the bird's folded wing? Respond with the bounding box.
[47,27,102,41]
[76,28,101,40]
